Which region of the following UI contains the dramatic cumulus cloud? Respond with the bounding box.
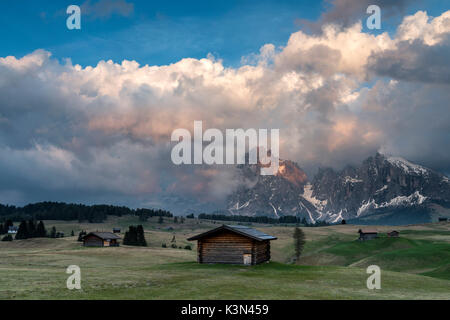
[1,10,450,210]
[367,11,450,83]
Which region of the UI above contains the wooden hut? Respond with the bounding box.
[187,225,277,265]
[83,232,120,247]
[358,228,378,241]
[387,230,399,237]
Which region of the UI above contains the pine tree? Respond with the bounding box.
[174,217,178,223]
[158,216,164,224]
[36,221,47,238]
[0,223,4,235]
[15,221,29,240]
[123,226,137,245]
[130,226,138,245]
[71,230,75,236]
[136,225,147,246]
[123,230,130,245]
[27,220,36,238]
[293,227,306,262]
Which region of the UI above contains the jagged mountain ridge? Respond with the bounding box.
[226,153,450,225]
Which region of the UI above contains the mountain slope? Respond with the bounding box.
[225,153,450,225]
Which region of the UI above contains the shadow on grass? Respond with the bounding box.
[156,261,336,273]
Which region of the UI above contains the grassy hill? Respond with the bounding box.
[0,217,449,299]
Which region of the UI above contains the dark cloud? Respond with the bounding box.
[368,37,450,84]
[299,0,418,33]
[358,80,450,174]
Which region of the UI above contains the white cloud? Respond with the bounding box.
[1,10,450,208]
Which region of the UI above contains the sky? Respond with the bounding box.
[0,0,449,211]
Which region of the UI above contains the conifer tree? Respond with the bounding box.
[27,220,36,238]
[15,221,29,240]
[136,225,147,246]
[293,227,306,261]
[36,221,47,238]
[123,226,137,245]
[123,230,130,245]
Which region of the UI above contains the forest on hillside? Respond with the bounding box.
[0,202,172,223]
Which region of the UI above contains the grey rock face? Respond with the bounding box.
[226,153,450,225]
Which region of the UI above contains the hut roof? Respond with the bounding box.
[85,232,121,240]
[358,228,378,234]
[187,225,277,242]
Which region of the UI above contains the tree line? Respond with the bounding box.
[1,220,53,241]
[197,213,331,226]
[0,202,173,223]
[0,220,13,234]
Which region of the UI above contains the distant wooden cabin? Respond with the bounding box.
[358,228,378,241]
[187,225,277,265]
[387,230,399,237]
[112,228,121,233]
[83,232,120,247]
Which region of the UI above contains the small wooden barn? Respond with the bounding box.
[387,230,399,237]
[358,228,378,241]
[83,232,120,247]
[187,225,277,265]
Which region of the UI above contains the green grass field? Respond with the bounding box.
[0,217,449,300]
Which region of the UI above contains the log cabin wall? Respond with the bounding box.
[254,240,270,264]
[198,230,255,264]
[83,235,103,247]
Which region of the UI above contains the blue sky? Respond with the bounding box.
[0,0,446,67]
[0,0,320,66]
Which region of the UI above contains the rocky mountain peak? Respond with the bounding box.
[225,153,450,225]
